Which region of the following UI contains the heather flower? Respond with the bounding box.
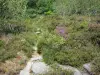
[55,25,68,39]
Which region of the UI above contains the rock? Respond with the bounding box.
[20,61,32,75]
[83,63,93,75]
[74,71,82,75]
[20,70,30,75]
[81,71,90,75]
[20,55,50,75]
[83,63,91,72]
[58,64,82,75]
[30,55,42,62]
[32,62,50,75]
[31,55,52,75]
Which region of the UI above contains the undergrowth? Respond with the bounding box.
[0,15,100,70]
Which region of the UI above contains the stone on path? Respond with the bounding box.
[20,61,32,75]
[20,53,92,75]
[83,63,93,75]
[32,62,50,75]
[58,64,82,75]
[31,55,50,75]
[83,63,91,72]
[20,55,42,75]
[81,71,90,75]
[20,55,51,75]
[30,56,42,61]
[20,70,30,75]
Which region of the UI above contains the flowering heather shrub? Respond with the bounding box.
[0,36,33,62]
[88,23,100,31]
[86,23,100,46]
[55,25,68,39]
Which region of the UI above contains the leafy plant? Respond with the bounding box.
[54,0,100,15]
[92,57,100,75]
[0,36,33,62]
[0,0,27,18]
[0,20,26,34]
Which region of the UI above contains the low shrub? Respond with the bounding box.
[55,49,96,67]
[84,24,100,47]
[92,57,100,75]
[0,36,33,62]
[41,29,99,67]
[0,20,26,34]
[54,0,100,15]
[0,40,4,47]
[25,15,99,68]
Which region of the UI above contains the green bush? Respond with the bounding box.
[86,31,100,46]
[55,49,96,67]
[0,40,4,47]
[54,0,100,15]
[27,0,54,14]
[40,26,99,67]
[42,37,97,67]
[84,21,100,46]
[0,19,27,34]
[0,0,27,18]
[92,57,100,75]
[0,36,33,62]
[44,10,53,15]
[26,9,37,18]
[22,16,99,68]
[36,0,54,14]
[42,70,73,75]
[27,0,38,8]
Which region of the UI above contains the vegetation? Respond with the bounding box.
[55,0,100,15]
[0,0,27,19]
[0,0,100,74]
[92,57,100,75]
[42,70,73,75]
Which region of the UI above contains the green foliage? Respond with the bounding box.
[0,1,100,74]
[0,36,33,62]
[0,0,27,18]
[86,31,100,46]
[85,21,100,46]
[1,0,100,19]
[27,0,38,8]
[33,15,100,68]
[26,9,37,18]
[37,0,54,14]
[55,49,96,67]
[44,10,53,15]
[0,13,100,72]
[42,69,73,75]
[0,20,27,34]
[27,0,54,15]
[42,32,98,67]
[54,0,100,15]
[0,40,4,47]
[92,57,100,75]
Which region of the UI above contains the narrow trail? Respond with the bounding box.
[19,51,90,75]
[20,51,50,75]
